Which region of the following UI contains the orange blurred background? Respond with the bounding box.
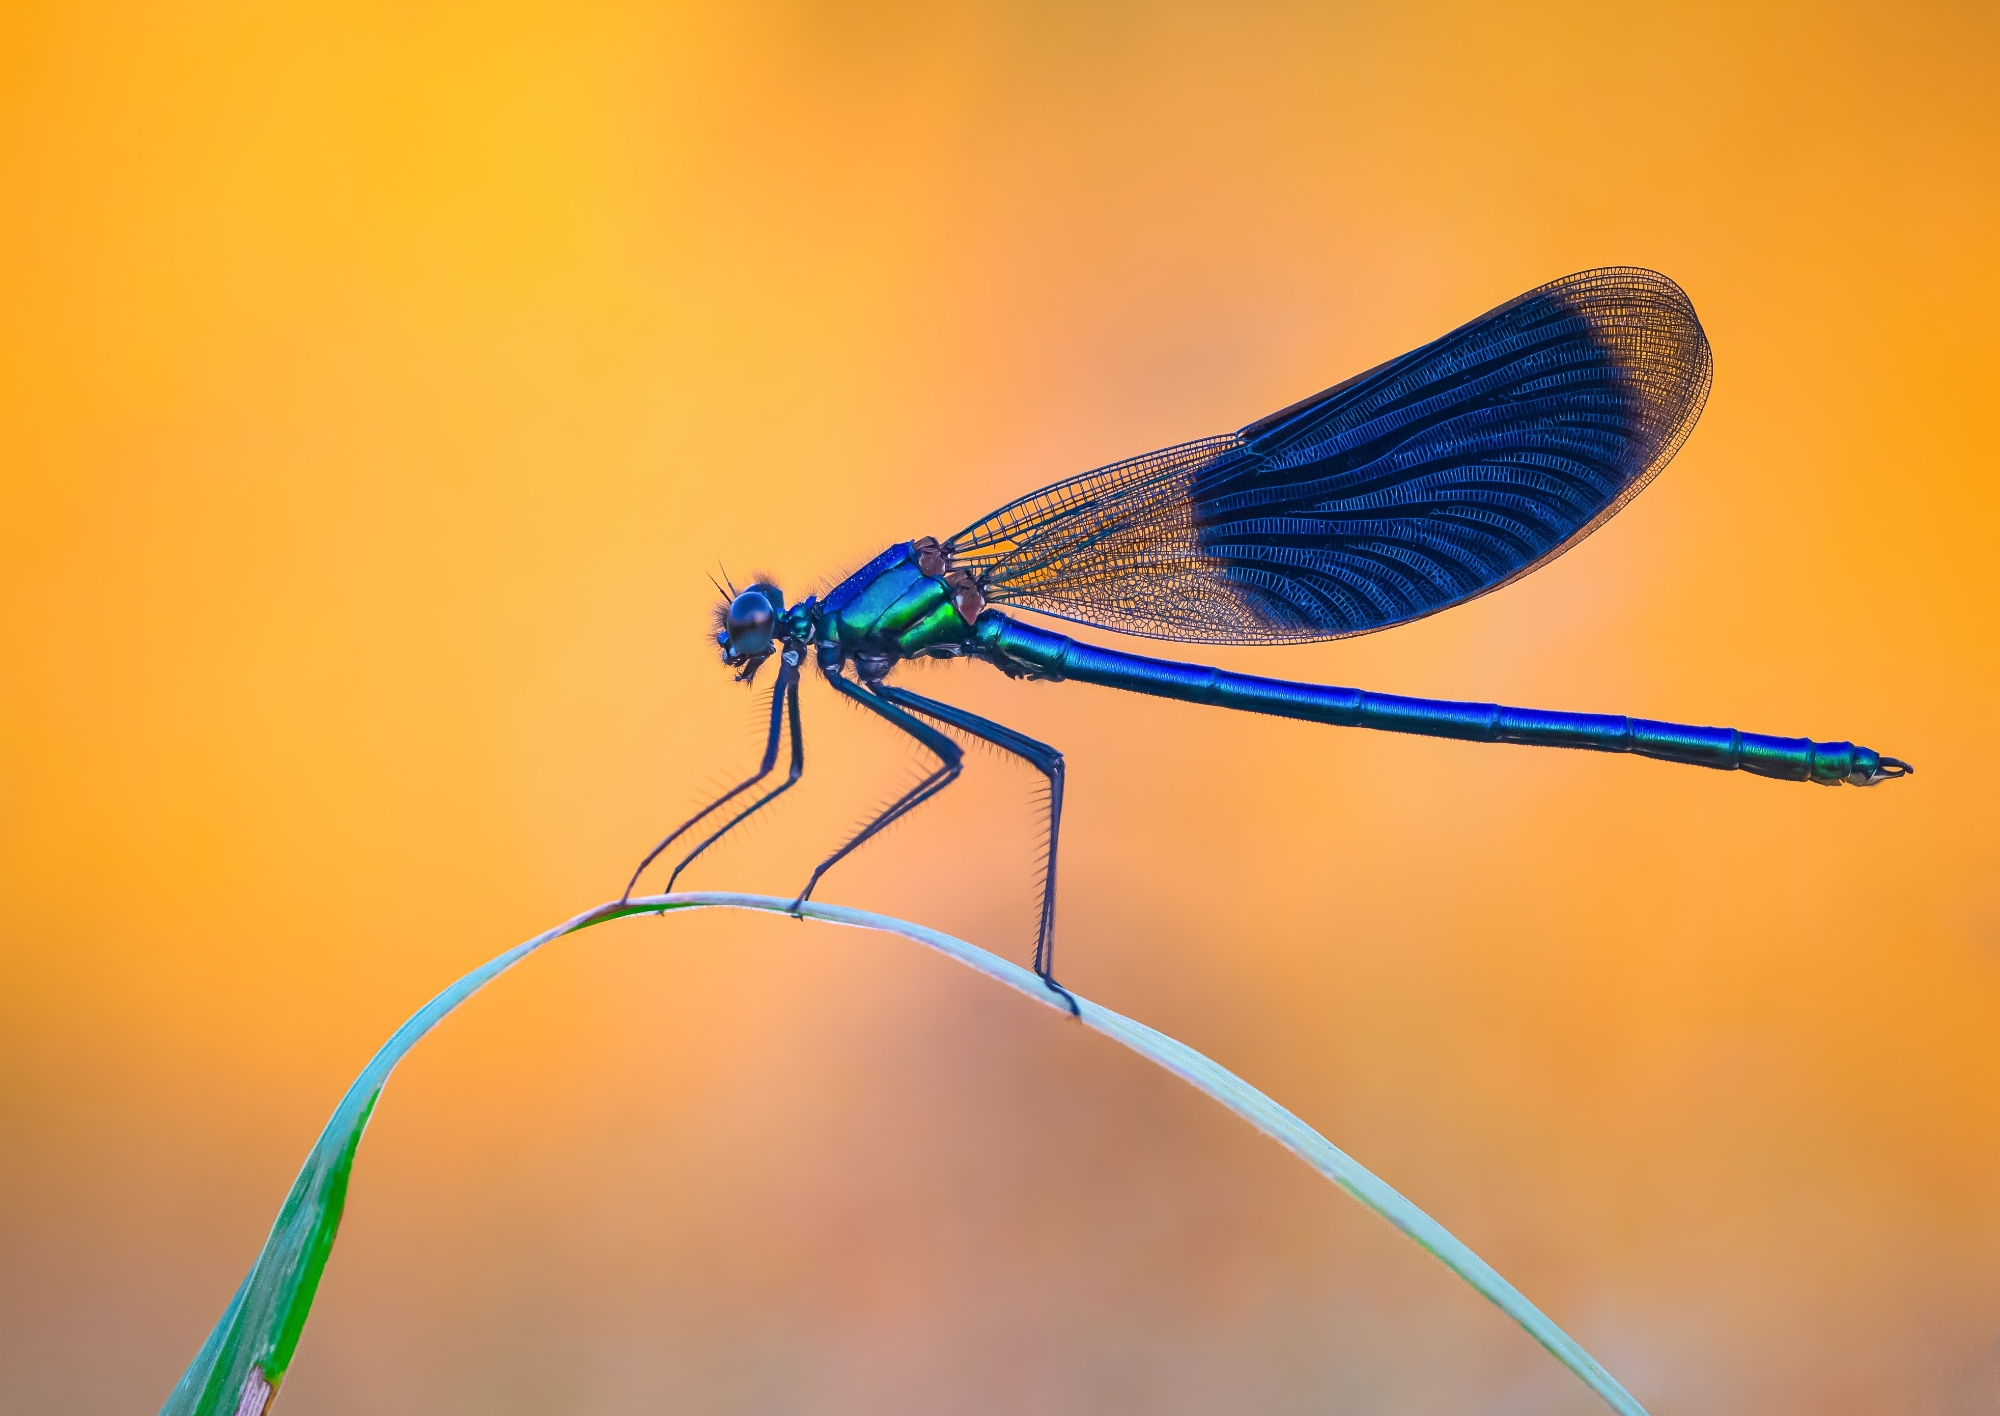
[2,4,1996,1412]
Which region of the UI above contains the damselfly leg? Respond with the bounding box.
[871,682,1075,1014]
[792,666,962,914]
[665,668,805,891]
[622,655,800,903]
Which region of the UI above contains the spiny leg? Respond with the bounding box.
[621,656,797,903]
[793,666,963,910]
[871,682,1074,1015]
[666,670,805,891]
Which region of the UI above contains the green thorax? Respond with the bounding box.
[814,538,983,664]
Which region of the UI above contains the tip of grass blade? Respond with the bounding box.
[163,892,1649,1416]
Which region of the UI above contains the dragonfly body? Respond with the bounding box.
[630,268,1909,1004]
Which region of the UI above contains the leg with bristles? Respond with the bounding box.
[622,656,798,903]
[666,671,805,890]
[871,681,1074,1015]
[793,666,963,909]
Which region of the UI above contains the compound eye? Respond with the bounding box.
[725,588,776,657]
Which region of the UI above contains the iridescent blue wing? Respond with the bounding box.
[945,267,1712,644]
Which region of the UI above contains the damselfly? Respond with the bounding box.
[627,268,1910,1008]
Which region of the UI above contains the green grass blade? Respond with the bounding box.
[163,892,1649,1416]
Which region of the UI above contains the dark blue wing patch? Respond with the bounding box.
[947,267,1712,644]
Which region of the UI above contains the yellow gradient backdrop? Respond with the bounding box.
[3,5,1996,1413]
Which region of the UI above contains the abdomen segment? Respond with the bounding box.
[971,612,1910,787]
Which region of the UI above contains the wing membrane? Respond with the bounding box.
[947,267,1712,644]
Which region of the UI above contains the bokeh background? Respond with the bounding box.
[3,4,1996,1413]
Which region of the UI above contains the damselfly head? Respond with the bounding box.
[714,582,786,681]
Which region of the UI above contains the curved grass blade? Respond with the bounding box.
[163,892,1650,1416]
